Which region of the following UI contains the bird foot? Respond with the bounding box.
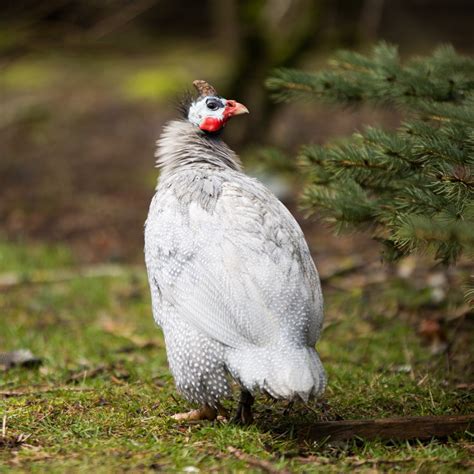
[232,390,254,425]
[171,404,227,422]
[232,404,253,425]
[283,400,294,416]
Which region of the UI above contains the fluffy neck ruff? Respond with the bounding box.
[155,120,242,174]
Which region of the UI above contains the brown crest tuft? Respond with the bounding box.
[193,80,217,97]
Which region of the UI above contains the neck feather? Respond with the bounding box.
[155,120,242,173]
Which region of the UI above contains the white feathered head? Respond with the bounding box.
[186,80,249,133]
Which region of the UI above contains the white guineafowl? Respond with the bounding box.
[145,80,326,423]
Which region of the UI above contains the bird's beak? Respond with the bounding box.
[225,100,249,117]
[232,101,249,115]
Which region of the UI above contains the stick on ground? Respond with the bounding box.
[301,415,474,441]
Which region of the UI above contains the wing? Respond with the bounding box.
[146,177,323,349]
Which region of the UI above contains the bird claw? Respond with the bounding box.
[232,406,253,425]
[171,405,217,422]
[171,404,228,422]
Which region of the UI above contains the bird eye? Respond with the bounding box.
[206,99,220,111]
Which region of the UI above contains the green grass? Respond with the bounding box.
[0,242,472,473]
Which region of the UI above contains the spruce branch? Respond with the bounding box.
[267,43,474,273]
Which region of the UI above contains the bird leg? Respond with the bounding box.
[171,404,227,422]
[232,389,254,425]
[283,400,294,416]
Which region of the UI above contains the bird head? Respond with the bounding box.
[187,80,249,133]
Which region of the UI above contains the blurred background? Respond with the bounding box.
[0,4,473,468]
[1,0,474,265]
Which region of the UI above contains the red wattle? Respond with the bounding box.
[200,117,225,132]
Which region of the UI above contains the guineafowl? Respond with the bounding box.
[144,80,326,423]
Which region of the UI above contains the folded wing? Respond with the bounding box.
[148,179,323,349]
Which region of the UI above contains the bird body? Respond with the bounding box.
[145,81,326,421]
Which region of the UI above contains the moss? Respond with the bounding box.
[0,242,472,472]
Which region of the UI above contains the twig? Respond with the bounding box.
[300,414,474,441]
[401,338,416,380]
[227,447,292,474]
[0,432,31,449]
[114,341,160,353]
[0,386,94,398]
[350,457,414,466]
[296,455,415,466]
[66,365,107,383]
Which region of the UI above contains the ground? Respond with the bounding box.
[1,48,472,473]
[1,241,472,473]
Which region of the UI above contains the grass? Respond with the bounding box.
[0,241,472,473]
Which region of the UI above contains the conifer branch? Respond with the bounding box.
[267,43,474,274]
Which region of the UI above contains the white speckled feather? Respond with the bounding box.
[145,120,326,403]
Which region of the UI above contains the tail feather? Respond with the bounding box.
[227,346,326,401]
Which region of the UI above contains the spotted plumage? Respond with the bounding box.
[144,81,326,422]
